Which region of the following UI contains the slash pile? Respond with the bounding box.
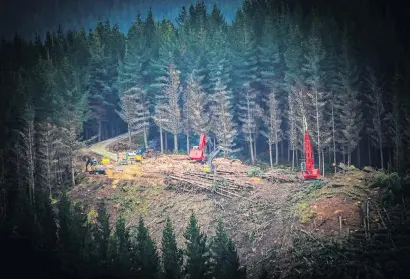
[163,170,254,199]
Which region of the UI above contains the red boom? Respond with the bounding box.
[303,129,320,180]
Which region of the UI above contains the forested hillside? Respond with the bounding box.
[1,0,410,278]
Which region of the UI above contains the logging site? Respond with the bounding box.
[70,131,405,278]
[3,1,410,278]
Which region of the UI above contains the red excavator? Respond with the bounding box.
[302,116,320,180]
[189,133,207,161]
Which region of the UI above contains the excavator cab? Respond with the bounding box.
[88,157,106,175]
[189,133,206,161]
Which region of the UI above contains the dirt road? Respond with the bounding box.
[88,132,140,162]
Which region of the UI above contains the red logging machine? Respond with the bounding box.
[189,133,206,161]
[302,116,320,180]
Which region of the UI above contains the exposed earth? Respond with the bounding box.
[72,134,376,278]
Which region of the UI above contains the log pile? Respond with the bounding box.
[163,170,254,200]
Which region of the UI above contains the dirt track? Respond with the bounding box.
[87,132,141,162]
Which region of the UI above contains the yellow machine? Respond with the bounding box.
[87,157,106,175]
[101,156,110,165]
[201,146,242,173]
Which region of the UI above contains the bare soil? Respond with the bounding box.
[70,138,377,278]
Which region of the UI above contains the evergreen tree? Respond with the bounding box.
[161,217,183,279]
[210,78,237,150]
[365,66,386,169]
[211,218,244,279]
[302,19,330,174]
[112,215,133,277]
[87,31,106,142]
[261,88,282,167]
[154,63,182,153]
[237,84,262,164]
[182,71,210,152]
[183,212,211,279]
[135,216,160,279]
[94,201,111,270]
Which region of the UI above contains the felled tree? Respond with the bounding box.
[161,217,183,279]
[261,88,282,167]
[365,67,386,169]
[210,78,237,150]
[183,71,210,153]
[183,212,211,279]
[238,84,261,164]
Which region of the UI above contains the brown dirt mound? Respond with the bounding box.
[299,195,361,236]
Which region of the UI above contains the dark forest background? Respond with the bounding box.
[1,0,410,278]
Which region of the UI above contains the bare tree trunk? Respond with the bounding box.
[331,100,336,173]
[143,128,148,147]
[280,140,284,162]
[249,137,254,164]
[348,152,351,166]
[379,141,384,169]
[0,149,5,221]
[269,143,273,168]
[253,134,257,162]
[292,148,295,171]
[27,122,35,206]
[165,131,168,151]
[322,150,325,177]
[71,156,76,187]
[186,132,190,154]
[275,142,279,165]
[174,133,178,154]
[98,120,102,142]
[288,142,291,163]
[367,136,372,166]
[159,126,164,153]
[315,90,322,175]
[128,124,132,147]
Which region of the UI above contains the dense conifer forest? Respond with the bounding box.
[1,0,410,278]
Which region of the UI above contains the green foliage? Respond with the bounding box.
[135,216,160,279]
[247,166,264,177]
[183,212,212,279]
[161,217,183,279]
[369,171,402,205]
[94,201,111,267]
[211,218,245,279]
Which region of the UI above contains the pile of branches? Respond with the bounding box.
[260,200,410,279]
[163,170,254,199]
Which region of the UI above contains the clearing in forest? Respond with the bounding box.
[71,137,377,278]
